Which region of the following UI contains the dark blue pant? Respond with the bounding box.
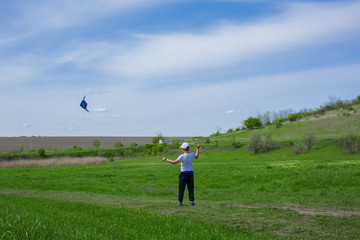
[178,172,194,202]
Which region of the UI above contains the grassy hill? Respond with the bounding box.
[0,100,359,239]
[200,103,360,144]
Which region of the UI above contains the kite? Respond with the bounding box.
[80,96,89,112]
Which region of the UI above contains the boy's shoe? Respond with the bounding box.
[190,201,195,206]
[177,202,182,206]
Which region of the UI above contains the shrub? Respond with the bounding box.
[274,120,283,128]
[19,144,23,152]
[93,139,101,148]
[227,128,234,133]
[104,152,115,159]
[114,141,124,148]
[293,144,305,155]
[287,113,299,122]
[262,131,275,152]
[115,148,124,156]
[37,148,46,158]
[231,134,241,149]
[243,117,262,130]
[247,131,261,154]
[258,112,272,126]
[339,134,360,153]
[151,145,159,156]
[278,117,286,123]
[303,133,315,151]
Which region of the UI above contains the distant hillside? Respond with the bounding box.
[207,102,360,143]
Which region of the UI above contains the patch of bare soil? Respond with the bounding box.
[226,203,360,217]
[2,188,359,218]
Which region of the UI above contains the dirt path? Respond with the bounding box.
[1,188,359,217]
[226,203,360,217]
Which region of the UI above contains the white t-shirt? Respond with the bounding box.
[177,153,196,172]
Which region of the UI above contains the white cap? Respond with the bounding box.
[179,142,190,150]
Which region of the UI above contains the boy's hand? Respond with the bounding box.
[196,143,200,149]
[162,157,167,161]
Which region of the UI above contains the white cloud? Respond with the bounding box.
[225,110,235,114]
[0,63,358,137]
[94,108,108,113]
[54,1,360,82]
[85,88,110,95]
[22,123,31,128]
[112,1,360,79]
[18,0,174,31]
[0,64,36,85]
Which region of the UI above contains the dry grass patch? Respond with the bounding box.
[0,157,108,168]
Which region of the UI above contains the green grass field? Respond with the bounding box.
[1,142,360,239]
[1,107,360,239]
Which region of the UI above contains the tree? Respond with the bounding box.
[258,111,272,126]
[262,131,275,152]
[247,131,261,154]
[38,148,46,158]
[19,144,23,152]
[243,117,262,130]
[114,141,124,148]
[152,132,165,144]
[303,133,315,151]
[287,113,299,122]
[93,139,101,148]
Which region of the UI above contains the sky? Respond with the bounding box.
[1,0,360,137]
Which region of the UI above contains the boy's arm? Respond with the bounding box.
[195,144,200,159]
[162,157,180,164]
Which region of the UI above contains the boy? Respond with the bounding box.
[162,142,200,206]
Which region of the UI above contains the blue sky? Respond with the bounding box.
[1,0,360,137]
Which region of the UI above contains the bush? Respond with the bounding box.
[104,152,115,159]
[258,112,272,126]
[287,113,299,122]
[37,148,46,158]
[231,134,241,149]
[277,117,286,123]
[262,131,275,152]
[339,134,360,153]
[293,144,305,155]
[93,139,101,148]
[247,131,261,154]
[243,117,262,130]
[274,120,283,128]
[303,133,315,151]
[114,141,124,148]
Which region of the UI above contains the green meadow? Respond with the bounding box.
[1,106,360,239]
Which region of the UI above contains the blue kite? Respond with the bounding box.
[80,96,89,112]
